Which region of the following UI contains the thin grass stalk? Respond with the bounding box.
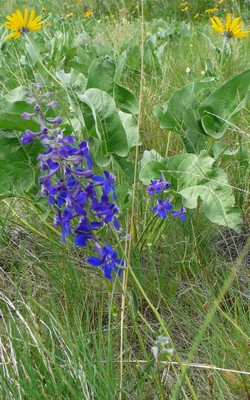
[119,213,129,399]
[118,0,146,397]
[171,237,250,399]
[128,266,198,400]
[119,0,198,397]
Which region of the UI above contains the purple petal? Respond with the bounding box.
[86,256,102,267]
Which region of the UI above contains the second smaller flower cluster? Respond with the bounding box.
[147,178,186,221]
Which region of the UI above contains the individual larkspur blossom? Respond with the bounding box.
[86,243,124,280]
[152,198,173,219]
[20,84,124,280]
[4,9,42,40]
[210,13,250,39]
[147,178,186,222]
[171,207,187,222]
[147,178,171,196]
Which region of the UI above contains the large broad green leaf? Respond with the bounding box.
[182,130,206,154]
[114,50,127,83]
[86,57,116,95]
[114,84,139,114]
[0,161,35,196]
[153,107,179,130]
[166,153,242,232]
[119,111,141,148]
[56,68,87,91]
[0,131,42,164]
[144,40,162,76]
[153,78,215,132]
[139,149,164,167]
[139,150,167,183]
[166,152,214,190]
[112,155,135,183]
[4,86,28,102]
[179,181,242,233]
[55,68,87,133]
[0,101,40,131]
[198,69,250,138]
[68,45,98,76]
[182,108,206,153]
[78,88,128,157]
[139,160,169,183]
[0,132,41,197]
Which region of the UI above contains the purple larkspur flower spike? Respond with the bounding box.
[19,86,124,279]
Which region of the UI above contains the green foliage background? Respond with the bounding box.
[0,0,249,399]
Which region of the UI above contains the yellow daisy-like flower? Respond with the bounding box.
[181,7,188,12]
[210,13,250,39]
[83,9,93,18]
[5,8,42,40]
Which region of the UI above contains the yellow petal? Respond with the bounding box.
[233,31,249,38]
[23,8,29,26]
[5,22,19,29]
[16,9,24,26]
[230,18,243,34]
[225,13,231,30]
[232,26,245,36]
[31,15,42,26]
[6,12,21,29]
[6,15,17,22]
[5,31,21,40]
[28,10,35,25]
[210,16,224,32]
[31,26,42,32]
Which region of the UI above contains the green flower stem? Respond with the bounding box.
[128,265,198,400]
[219,37,227,83]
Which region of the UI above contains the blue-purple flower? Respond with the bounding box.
[171,207,187,222]
[19,85,124,280]
[86,243,124,280]
[152,198,173,219]
[147,178,187,222]
[147,178,171,196]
